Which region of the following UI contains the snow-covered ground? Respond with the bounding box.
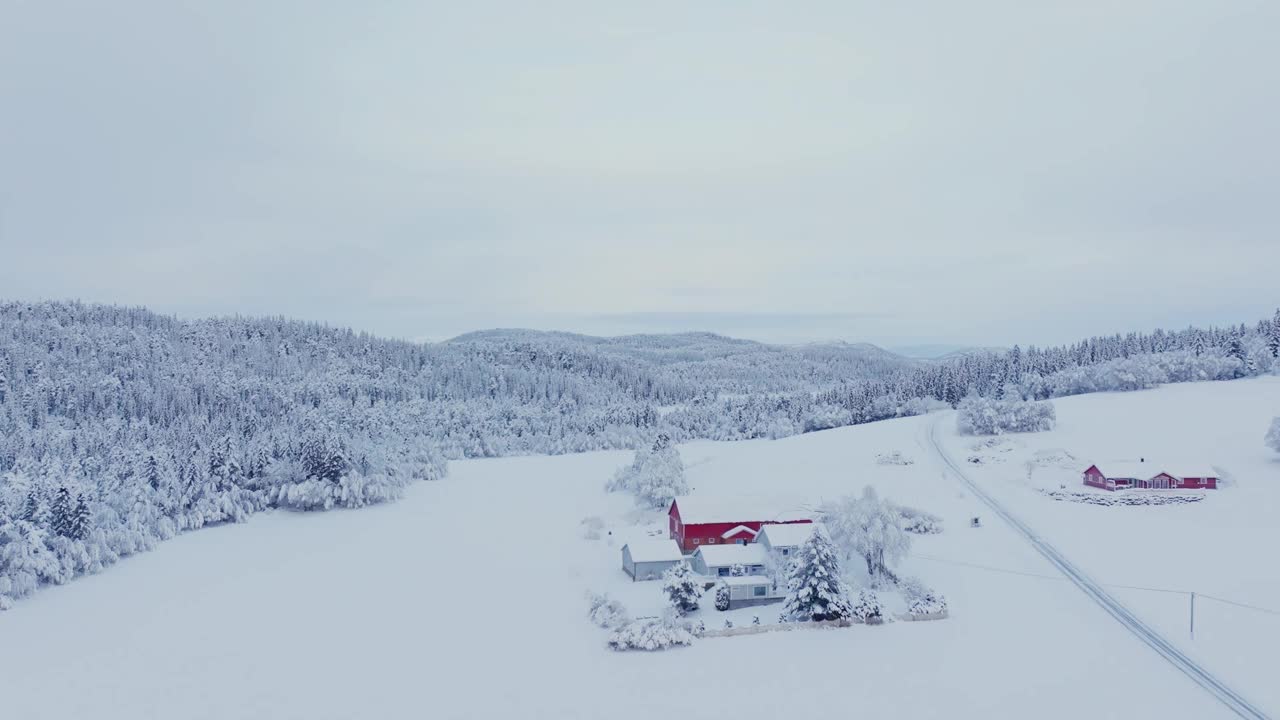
[1,379,1277,719]
[938,375,1280,714]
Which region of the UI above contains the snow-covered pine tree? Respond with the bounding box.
[1269,310,1280,358]
[1266,417,1280,456]
[783,529,853,622]
[662,563,702,615]
[68,494,91,542]
[49,486,74,538]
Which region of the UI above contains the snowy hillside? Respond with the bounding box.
[1,378,1276,718]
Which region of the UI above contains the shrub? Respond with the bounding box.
[851,589,884,623]
[607,618,695,651]
[586,592,630,629]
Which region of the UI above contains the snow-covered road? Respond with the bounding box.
[926,416,1271,720]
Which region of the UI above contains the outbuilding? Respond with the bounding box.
[621,539,685,581]
[1083,462,1219,491]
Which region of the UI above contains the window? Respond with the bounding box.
[692,538,700,545]
[718,567,730,577]
[781,548,790,556]
[753,586,767,597]
[707,538,716,544]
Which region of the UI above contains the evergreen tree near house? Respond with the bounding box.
[661,563,703,615]
[783,529,853,622]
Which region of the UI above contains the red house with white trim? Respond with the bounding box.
[1082,461,1218,491]
[668,496,812,553]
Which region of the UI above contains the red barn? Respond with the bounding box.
[1083,462,1219,491]
[668,496,812,553]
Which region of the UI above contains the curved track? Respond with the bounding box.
[927,417,1270,720]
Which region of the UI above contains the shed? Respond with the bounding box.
[621,539,685,581]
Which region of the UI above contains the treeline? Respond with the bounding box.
[0,300,1276,607]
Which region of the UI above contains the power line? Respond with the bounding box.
[908,552,1280,617]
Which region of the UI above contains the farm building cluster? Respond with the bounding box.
[1082,461,1219,491]
[621,497,816,610]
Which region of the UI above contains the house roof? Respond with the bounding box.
[671,495,811,525]
[757,522,817,548]
[623,539,684,564]
[721,525,760,540]
[1094,461,1218,480]
[693,543,769,567]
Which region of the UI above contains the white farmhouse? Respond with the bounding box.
[689,543,769,579]
[756,523,817,558]
[621,539,685,581]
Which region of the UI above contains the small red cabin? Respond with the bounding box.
[668,497,812,553]
[1083,462,1218,492]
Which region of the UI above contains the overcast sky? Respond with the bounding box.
[2,1,1277,349]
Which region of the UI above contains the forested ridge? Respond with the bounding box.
[0,300,1276,607]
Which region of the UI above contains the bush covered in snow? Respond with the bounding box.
[894,504,943,534]
[607,616,696,651]
[1266,418,1280,456]
[956,396,1056,436]
[662,563,703,615]
[579,516,604,541]
[606,434,688,509]
[586,592,630,629]
[714,581,731,611]
[900,577,948,616]
[851,589,884,623]
[784,529,854,622]
[876,451,914,466]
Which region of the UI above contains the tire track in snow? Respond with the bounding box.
[926,415,1270,720]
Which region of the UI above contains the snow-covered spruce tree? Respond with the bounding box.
[662,563,702,615]
[821,486,911,586]
[1269,309,1280,358]
[1266,418,1280,456]
[49,486,74,538]
[605,433,688,509]
[783,529,853,622]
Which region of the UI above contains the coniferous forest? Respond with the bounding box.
[1,300,1277,607]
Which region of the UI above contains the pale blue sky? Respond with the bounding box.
[2,1,1277,347]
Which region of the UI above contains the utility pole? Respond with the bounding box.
[1190,592,1196,640]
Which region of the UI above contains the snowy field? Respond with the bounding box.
[1,379,1277,718]
[938,375,1280,714]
